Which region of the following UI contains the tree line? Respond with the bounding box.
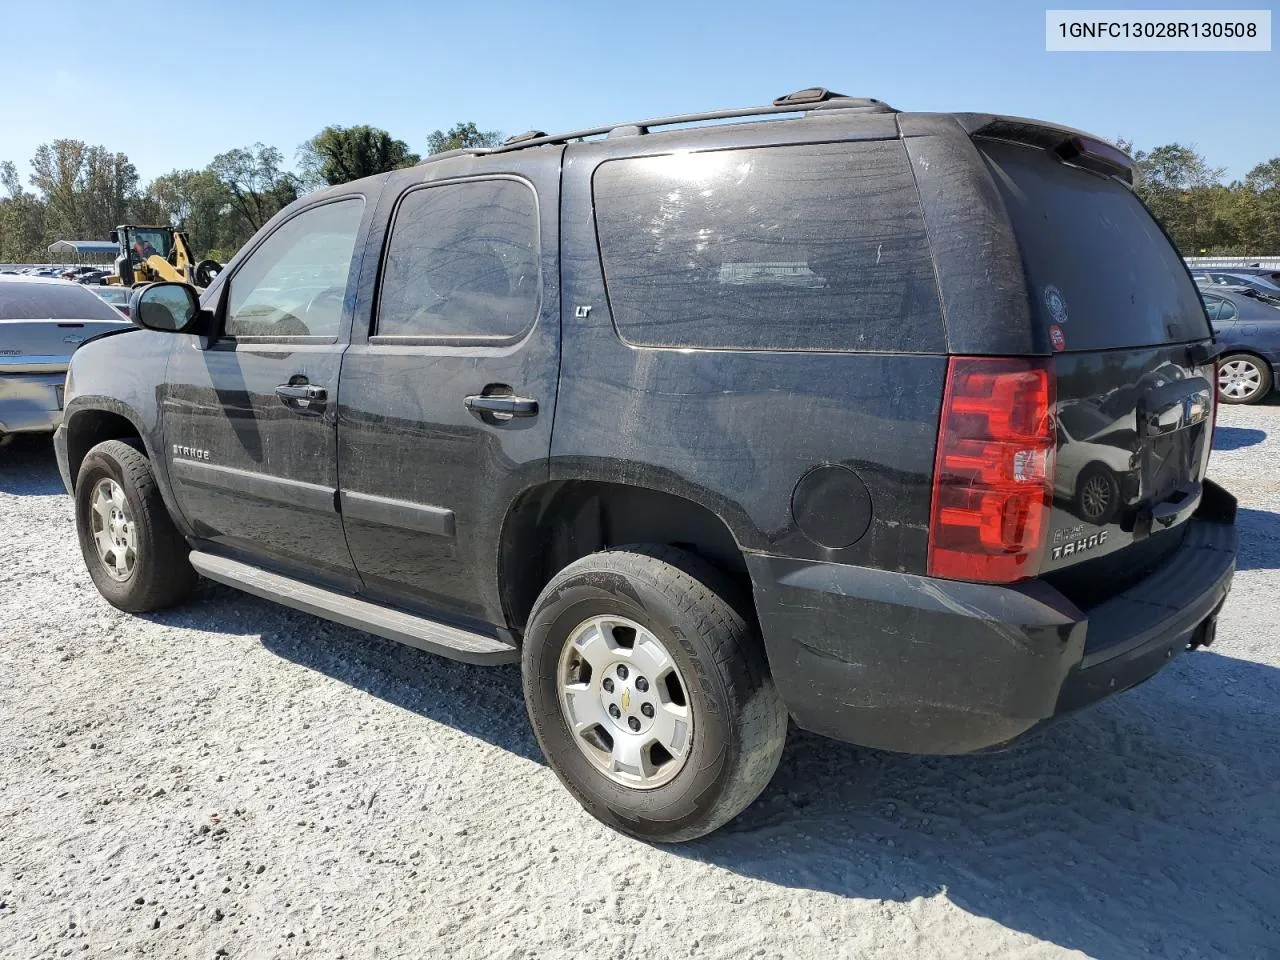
[0,122,501,264]
[3,127,1277,264]
[1117,141,1280,256]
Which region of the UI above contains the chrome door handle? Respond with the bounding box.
[463,394,538,418]
[275,382,327,411]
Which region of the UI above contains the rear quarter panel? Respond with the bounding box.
[554,128,946,572]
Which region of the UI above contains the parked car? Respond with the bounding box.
[1192,264,1280,287]
[54,89,1237,841]
[59,265,100,281]
[91,284,131,317]
[0,276,132,441]
[1053,399,1138,526]
[1200,285,1280,403]
[76,269,114,285]
[1192,271,1280,298]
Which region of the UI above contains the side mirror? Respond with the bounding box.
[130,282,210,335]
[109,229,119,244]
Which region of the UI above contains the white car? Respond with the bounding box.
[0,276,132,441]
[1053,400,1138,525]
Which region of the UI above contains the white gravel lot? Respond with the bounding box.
[1,405,1278,960]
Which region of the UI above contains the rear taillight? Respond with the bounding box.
[928,357,1056,584]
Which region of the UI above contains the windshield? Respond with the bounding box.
[129,228,171,262]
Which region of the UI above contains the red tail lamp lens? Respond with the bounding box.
[928,357,1056,584]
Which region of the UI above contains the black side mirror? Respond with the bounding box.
[109,229,119,244]
[130,282,210,335]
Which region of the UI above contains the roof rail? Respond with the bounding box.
[476,87,895,155]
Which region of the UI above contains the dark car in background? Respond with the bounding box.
[1200,286,1280,404]
[0,276,131,442]
[1193,270,1280,299]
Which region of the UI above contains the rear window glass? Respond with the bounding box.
[0,280,123,321]
[979,139,1210,351]
[593,142,944,353]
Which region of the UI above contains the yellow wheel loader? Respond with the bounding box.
[106,225,222,290]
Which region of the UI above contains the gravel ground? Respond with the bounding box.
[1,405,1278,960]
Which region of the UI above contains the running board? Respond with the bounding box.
[188,551,519,665]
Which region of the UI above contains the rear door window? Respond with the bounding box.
[979,139,1210,351]
[375,178,540,341]
[1201,295,1223,322]
[592,141,943,353]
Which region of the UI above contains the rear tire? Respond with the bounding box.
[74,439,196,612]
[521,545,788,842]
[1217,353,1271,405]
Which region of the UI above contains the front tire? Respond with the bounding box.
[522,545,788,842]
[1217,353,1272,405]
[74,439,197,612]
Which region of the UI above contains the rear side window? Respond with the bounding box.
[593,142,944,353]
[979,140,1210,351]
[376,179,540,341]
[0,281,123,322]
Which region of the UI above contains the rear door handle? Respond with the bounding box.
[463,394,538,418]
[275,382,327,412]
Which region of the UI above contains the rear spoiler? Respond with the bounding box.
[955,114,1136,186]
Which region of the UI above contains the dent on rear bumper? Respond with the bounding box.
[747,506,1236,755]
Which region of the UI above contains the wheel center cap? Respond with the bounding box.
[599,662,655,735]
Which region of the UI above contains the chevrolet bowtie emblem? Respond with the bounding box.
[621,688,631,711]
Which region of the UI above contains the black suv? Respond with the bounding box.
[55,89,1237,841]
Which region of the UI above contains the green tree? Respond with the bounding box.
[299,125,419,187]
[27,139,139,242]
[141,168,237,258]
[0,160,48,261]
[1239,158,1280,254]
[426,121,503,155]
[209,143,298,234]
[1119,140,1239,254]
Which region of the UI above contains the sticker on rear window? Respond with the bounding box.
[1049,324,1067,351]
[1044,285,1069,324]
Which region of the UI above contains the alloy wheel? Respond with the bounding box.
[556,615,693,789]
[1219,359,1263,401]
[89,478,137,581]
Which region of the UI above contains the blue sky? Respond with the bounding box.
[1,0,1276,186]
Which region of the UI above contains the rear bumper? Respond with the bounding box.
[747,484,1237,755]
[0,372,65,435]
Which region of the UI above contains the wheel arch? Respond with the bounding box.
[63,400,149,491]
[498,479,753,634]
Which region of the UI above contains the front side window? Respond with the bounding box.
[225,199,364,340]
[1218,299,1238,321]
[376,179,540,340]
